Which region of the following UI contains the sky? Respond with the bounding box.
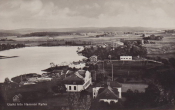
[0,0,175,30]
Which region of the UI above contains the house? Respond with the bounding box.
[120,56,132,61]
[113,41,124,47]
[89,55,98,62]
[123,39,144,45]
[11,73,42,83]
[48,70,74,78]
[97,86,119,103]
[93,81,122,99]
[13,94,22,102]
[121,83,148,93]
[93,81,122,104]
[68,61,85,69]
[63,70,92,92]
[117,78,148,93]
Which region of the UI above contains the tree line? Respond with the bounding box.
[78,41,147,60]
[21,32,78,37]
[0,43,25,51]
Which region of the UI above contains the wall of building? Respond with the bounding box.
[65,84,84,92]
[121,83,148,93]
[99,99,118,104]
[68,63,85,69]
[83,77,92,89]
[93,87,103,98]
[120,56,132,61]
[114,87,122,98]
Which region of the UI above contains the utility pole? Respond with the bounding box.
[108,55,113,81]
[103,61,104,72]
[112,63,113,81]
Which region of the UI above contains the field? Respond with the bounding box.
[145,36,175,58]
[1,31,175,58]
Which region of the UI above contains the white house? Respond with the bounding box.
[120,56,132,61]
[113,41,124,47]
[63,70,92,92]
[89,55,98,62]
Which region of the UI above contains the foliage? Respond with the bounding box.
[78,43,147,60]
[67,92,91,110]
[143,34,164,40]
[0,43,25,51]
[145,67,175,107]
[21,32,76,37]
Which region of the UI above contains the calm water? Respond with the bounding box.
[0,46,84,82]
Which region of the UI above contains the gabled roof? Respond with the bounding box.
[96,86,119,100]
[63,70,90,84]
[77,70,86,78]
[63,72,84,84]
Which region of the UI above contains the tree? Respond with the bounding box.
[4,77,10,84]
[67,92,91,110]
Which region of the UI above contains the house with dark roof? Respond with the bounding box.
[93,81,122,104]
[93,81,122,103]
[63,70,92,92]
[96,86,119,103]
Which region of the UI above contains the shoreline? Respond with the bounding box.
[0,55,18,59]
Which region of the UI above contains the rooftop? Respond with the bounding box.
[96,86,119,100]
[63,70,88,84]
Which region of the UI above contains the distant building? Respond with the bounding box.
[113,41,124,47]
[120,56,132,61]
[121,83,148,93]
[89,55,98,62]
[123,39,144,45]
[68,61,85,69]
[63,70,92,92]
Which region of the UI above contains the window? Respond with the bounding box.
[74,86,76,90]
[69,86,71,90]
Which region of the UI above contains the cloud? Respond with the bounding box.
[0,0,174,29]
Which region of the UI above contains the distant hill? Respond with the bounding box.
[0,27,173,37]
[13,27,170,34]
[0,30,21,37]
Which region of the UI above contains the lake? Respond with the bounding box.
[0,46,84,82]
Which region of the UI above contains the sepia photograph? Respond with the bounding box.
[0,0,175,110]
